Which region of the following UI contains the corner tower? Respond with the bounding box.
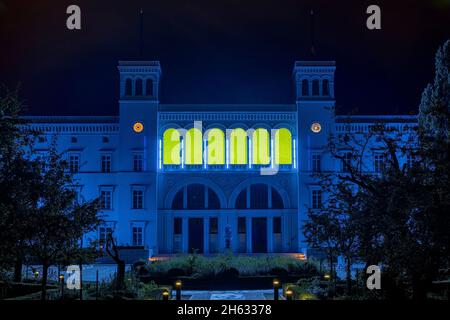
[118,60,161,171]
[116,61,161,254]
[293,61,336,255]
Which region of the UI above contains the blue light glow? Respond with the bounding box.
[293,138,297,169]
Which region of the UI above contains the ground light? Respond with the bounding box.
[285,289,293,301]
[162,290,169,301]
[175,280,182,300]
[59,274,65,299]
[273,279,280,300]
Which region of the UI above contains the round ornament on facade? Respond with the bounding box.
[133,122,144,133]
[311,122,322,133]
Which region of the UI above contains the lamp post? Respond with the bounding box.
[162,290,169,301]
[95,269,99,300]
[285,289,293,301]
[175,280,182,300]
[59,274,65,300]
[34,271,39,281]
[273,279,280,301]
[324,273,332,298]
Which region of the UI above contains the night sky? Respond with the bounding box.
[0,0,449,116]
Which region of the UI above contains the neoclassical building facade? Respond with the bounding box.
[26,59,417,259]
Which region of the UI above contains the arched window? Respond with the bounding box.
[322,79,330,96]
[234,184,284,209]
[208,188,220,209]
[230,128,247,164]
[125,79,132,96]
[171,184,221,209]
[235,189,247,209]
[135,79,143,96]
[271,188,284,209]
[275,128,292,165]
[252,128,270,165]
[207,129,225,164]
[185,128,202,165]
[312,79,320,96]
[146,79,154,96]
[172,188,184,209]
[302,79,309,96]
[163,129,180,165]
[250,184,268,208]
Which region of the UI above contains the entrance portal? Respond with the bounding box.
[252,218,267,253]
[188,218,204,253]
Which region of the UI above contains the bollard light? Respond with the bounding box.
[273,279,280,301]
[34,271,39,279]
[162,290,169,301]
[324,273,331,280]
[59,274,65,299]
[285,289,293,301]
[175,280,182,300]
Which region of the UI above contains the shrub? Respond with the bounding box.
[132,260,147,272]
[167,268,186,278]
[139,254,319,279]
[216,267,239,279]
[137,281,171,300]
[269,267,289,277]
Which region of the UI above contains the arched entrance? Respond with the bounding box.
[167,181,224,254]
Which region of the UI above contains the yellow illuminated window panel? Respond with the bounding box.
[185,128,203,165]
[230,128,247,164]
[252,128,270,165]
[275,128,292,164]
[163,129,180,165]
[207,129,225,164]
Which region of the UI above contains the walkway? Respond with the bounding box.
[174,290,275,300]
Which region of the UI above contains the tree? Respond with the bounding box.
[317,39,450,298]
[304,175,360,294]
[0,87,40,281]
[24,144,101,300]
[105,231,126,291]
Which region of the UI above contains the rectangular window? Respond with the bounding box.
[173,218,182,235]
[101,154,112,173]
[69,154,80,173]
[71,136,78,143]
[98,227,112,246]
[312,153,321,173]
[406,154,414,169]
[102,136,109,143]
[132,227,143,246]
[273,217,281,234]
[209,218,218,234]
[133,154,143,172]
[132,189,144,209]
[374,154,384,173]
[342,152,352,173]
[238,217,246,234]
[100,190,112,210]
[312,190,322,209]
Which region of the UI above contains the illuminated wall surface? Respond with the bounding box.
[162,128,292,166]
[24,60,418,259]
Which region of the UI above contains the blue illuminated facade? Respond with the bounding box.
[26,60,417,259]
